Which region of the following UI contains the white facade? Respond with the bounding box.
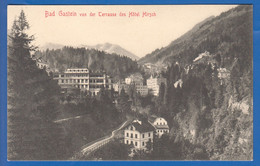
[149,117,169,138]
[36,61,48,69]
[113,82,130,95]
[125,78,132,85]
[54,68,112,96]
[124,120,154,150]
[147,76,166,96]
[134,82,148,96]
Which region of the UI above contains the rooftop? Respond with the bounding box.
[126,120,155,133]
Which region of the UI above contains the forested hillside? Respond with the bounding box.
[139,5,252,69]
[137,5,253,160]
[7,10,67,160]
[7,10,125,160]
[35,47,140,80]
[7,5,253,161]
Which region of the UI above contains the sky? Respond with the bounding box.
[8,5,237,58]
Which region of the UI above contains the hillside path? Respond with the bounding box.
[81,120,129,155]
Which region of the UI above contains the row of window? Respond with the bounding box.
[61,79,87,83]
[66,69,89,72]
[156,122,166,125]
[61,74,89,77]
[60,74,107,78]
[69,84,109,89]
[60,79,107,84]
[89,79,106,83]
[157,129,168,133]
[90,74,105,77]
[89,85,109,89]
[125,140,145,147]
[126,132,151,138]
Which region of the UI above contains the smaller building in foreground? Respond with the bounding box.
[124,119,154,150]
[149,116,169,138]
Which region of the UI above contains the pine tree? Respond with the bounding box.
[116,88,131,113]
[8,10,68,160]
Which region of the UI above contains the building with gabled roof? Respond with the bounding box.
[149,115,169,138]
[124,119,154,150]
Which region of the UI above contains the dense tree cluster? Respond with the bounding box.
[7,10,126,160]
[137,5,253,160]
[7,5,253,161]
[8,10,68,160]
[83,141,132,160]
[35,46,140,81]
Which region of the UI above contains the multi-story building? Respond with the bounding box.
[149,116,169,138]
[115,73,149,96]
[36,58,48,69]
[147,76,166,96]
[113,81,130,94]
[124,119,154,151]
[133,81,148,96]
[54,68,112,96]
[32,58,51,75]
[125,73,143,85]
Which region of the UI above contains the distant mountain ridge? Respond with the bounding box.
[39,42,64,51]
[39,42,139,61]
[82,43,139,60]
[138,15,216,65]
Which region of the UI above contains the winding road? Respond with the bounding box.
[54,115,82,123]
[81,120,128,155]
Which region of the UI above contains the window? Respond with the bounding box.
[148,133,151,137]
[135,134,137,138]
[126,133,129,137]
[126,140,129,144]
[135,142,137,146]
[142,142,144,146]
[131,133,133,138]
[142,134,144,138]
[131,141,133,145]
[130,126,133,130]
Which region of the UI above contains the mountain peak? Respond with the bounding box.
[83,43,139,60]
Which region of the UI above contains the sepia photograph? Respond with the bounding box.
[7,5,253,161]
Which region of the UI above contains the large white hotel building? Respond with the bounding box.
[54,68,112,96]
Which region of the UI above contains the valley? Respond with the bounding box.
[7,5,253,161]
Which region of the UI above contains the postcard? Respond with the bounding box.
[6,4,253,162]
